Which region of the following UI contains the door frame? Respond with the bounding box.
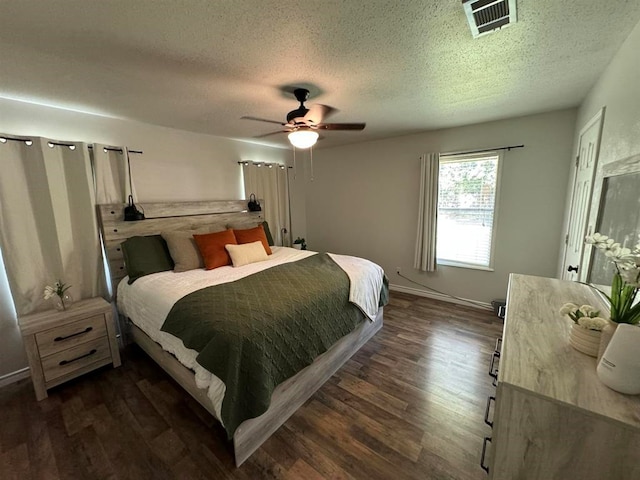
[561,106,605,281]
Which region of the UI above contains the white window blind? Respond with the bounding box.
[437,153,500,268]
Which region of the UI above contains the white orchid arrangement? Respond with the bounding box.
[43,280,71,309]
[585,233,640,325]
[559,303,608,331]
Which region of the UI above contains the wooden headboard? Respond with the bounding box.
[97,200,264,296]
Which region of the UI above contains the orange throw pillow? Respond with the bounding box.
[193,229,238,269]
[233,225,272,255]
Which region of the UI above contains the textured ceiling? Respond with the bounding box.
[1,1,639,149]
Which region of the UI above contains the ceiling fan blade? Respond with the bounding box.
[253,130,288,138]
[241,116,286,126]
[317,123,366,131]
[303,104,336,125]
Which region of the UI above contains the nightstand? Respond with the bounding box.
[18,297,121,400]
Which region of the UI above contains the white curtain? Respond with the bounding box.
[414,153,440,272]
[0,137,105,315]
[242,164,290,246]
[91,144,135,204]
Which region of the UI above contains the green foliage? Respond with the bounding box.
[607,272,640,324]
[585,233,640,325]
[439,158,497,209]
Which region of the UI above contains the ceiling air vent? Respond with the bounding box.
[462,0,517,38]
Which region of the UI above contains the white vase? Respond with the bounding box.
[597,320,619,362]
[597,323,640,395]
[569,323,601,357]
[293,244,302,250]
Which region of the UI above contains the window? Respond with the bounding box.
[436,152,501,269]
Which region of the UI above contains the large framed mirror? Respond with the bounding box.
[586,152,640,285]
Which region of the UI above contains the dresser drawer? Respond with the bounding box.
[41,336,112,382]
[36,314,107,357]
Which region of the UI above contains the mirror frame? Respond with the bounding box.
[585,152,640,285]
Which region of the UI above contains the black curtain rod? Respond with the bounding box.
[440,144,524,157]
[87,145,143,154]
[237,161,290,169]
[0,135,33,145]
[48,141,75,148]
[0,135,142,154]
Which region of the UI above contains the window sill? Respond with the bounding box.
[436,260,494,272]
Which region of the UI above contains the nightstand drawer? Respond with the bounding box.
[41,336,112,382]
[36,314,107,357]
[19,297,121,401]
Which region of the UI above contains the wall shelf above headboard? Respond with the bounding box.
[97,200,264,296]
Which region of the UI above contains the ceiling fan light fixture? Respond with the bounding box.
[288,130,318,149]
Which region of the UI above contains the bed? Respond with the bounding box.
[97,200,386,466]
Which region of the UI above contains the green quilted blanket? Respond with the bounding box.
[160,253,388,438]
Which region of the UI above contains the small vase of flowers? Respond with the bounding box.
[584,233,640,359]
[43,280,73,311]
[560,303,608,357]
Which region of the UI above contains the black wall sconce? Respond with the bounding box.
[123,152,145,221]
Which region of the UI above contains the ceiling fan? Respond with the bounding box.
[241,88,366,148]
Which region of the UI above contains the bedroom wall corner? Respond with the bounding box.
[285,152,309,245]
[305,109,577,305]
[0,97,291,202]
[557,18,640,277]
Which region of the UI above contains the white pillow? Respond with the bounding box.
[225,241,268,267]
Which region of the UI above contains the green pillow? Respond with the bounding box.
[262,221,275,246]
[122,235,174,284]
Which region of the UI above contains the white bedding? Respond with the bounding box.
[117,246,384,423]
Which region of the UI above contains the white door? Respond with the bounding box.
[562,108,605,281]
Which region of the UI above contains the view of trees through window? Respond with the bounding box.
[437,155,499,267]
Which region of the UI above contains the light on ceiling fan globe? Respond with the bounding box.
[288,131,319,149]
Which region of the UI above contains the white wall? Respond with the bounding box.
[576,19,640,171]
[0,98,291,201]
[0,98,292,379]
[558,19,640,277]
[306,109,577,304]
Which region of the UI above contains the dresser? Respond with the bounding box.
[483,274,640,479]
[18,297,121,400]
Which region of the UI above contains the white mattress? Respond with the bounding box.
[117,246,384,423]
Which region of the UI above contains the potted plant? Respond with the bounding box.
[559,303,607,357]
[584,232,640,358]
[43,279,73,311]
[293,237,306,250]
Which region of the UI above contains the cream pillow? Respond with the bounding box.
[225,241,268,267]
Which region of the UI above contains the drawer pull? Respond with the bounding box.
[59,349,97,366]
[484,396,496,427]
[489,351,500,379]
[494,337,502,353]
[54,326,93,342]
[480,436,492,474]
[492,373,498,387]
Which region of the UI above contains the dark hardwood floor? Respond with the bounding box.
[0,292,503,479]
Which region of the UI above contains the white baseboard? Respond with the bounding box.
[0,367,30,388]
[389,283,493,311]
